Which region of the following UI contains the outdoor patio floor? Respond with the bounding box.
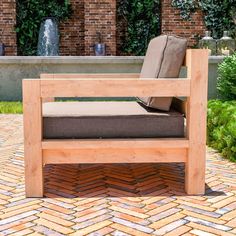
[0,114,236,236]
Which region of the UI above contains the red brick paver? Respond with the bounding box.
[0,114,236,235]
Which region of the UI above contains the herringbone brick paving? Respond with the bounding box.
[0,114,236,235]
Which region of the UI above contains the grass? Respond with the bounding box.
[0,102,23,114]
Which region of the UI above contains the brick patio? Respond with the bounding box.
[0,114,236,236]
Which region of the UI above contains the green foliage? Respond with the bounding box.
[16,0,72,56]
[117,0,161,56]
[217,53,236,100]
[171,0,198,20]
[207,100,236,162]
[199,0,236,39]
[171,0,236,39]
[0,102,22,114]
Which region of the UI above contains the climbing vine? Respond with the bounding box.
[171,0,236,38]
[16,0,72,56]
[117,0,161,56]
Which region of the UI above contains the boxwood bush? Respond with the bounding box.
[217,53,236,100]
[207,100,236,162]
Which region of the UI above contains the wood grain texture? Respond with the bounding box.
[43,148,187,164]
[40,73,140,79]
[42,139,189,149]
[185,49,208,195]
[23,80,44,197]
[40,78,190,97]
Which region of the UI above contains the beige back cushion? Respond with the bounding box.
[138,35,187,111]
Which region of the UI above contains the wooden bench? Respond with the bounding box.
[23,49,208,197]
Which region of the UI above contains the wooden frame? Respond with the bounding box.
[23,49,208,197]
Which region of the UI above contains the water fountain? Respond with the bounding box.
[37,17,59,56]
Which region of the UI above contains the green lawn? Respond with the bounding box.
[0,102,23,114]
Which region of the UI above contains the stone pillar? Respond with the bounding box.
[0,0,17,55]
[84,0,116,56]
[161,0,206,47]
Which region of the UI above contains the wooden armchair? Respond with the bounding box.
[23,48,208,197]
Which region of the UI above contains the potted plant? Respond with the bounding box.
[94,32,106,56]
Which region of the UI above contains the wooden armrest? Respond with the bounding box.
[26,78,191,98]
[40,74,140,102]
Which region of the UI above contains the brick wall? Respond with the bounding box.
[0,0,17,55]
[84,0,116,56]
[59,0,85,56]
[0,0,206,56]
[161,0,206,47]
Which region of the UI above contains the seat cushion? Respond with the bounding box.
[43,102,184,139]
[138,35,187,111]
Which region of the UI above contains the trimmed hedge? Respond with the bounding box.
[207,100,236,162]
[217,53,236,100]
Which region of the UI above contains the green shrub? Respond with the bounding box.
[16,0,72,55]
[217,53,236,100]
[207,100,236,162]
[117,0,161,56]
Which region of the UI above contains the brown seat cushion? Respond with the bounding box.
[138,35,187,111]
[43,102,184,139]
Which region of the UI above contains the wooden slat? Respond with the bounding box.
[185,49,208,195]
[42,138,189,150]
[23,80,44,197]
[39,78,190,97]
[40,73,140,79]
[43,148,187,164]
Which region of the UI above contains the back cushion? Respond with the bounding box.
[137,35,187,111]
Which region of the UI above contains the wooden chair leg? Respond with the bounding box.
[25,148,44,197]
[185,145,206,195]
[185,50,208,195]
[23,80,44,197]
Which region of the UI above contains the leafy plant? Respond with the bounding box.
[117,0,161,56]
[207,100,236,162]
[217,53,236,100]
[199,0,236,38]
[16,0,72,55]
[172,0,236,39]
[172,0,198,20]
